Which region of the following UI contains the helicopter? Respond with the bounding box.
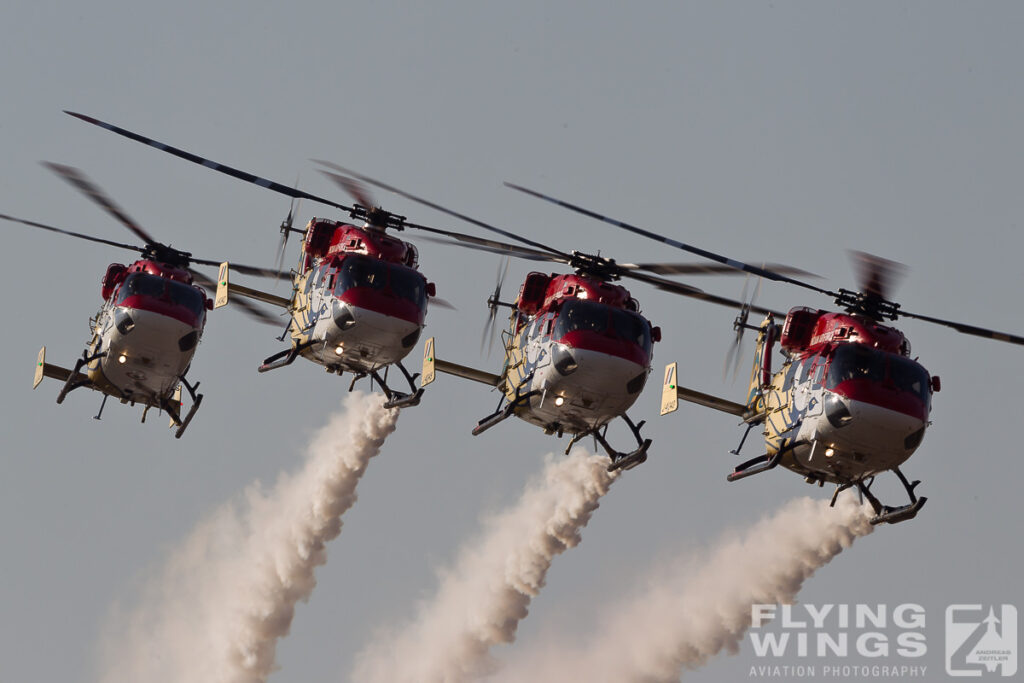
[63,111,535,409]
[500,184,1024,523]
[3,163,285,437]
[328,167,810,471]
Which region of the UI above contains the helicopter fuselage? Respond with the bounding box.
[83,261,207,406]
[288,253,427,375]
[278,220,432,380]
[755,309,934,485]
[501,273,655,436]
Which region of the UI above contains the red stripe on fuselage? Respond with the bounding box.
[119,295,202,328]
[559,330,649,367]
[339,288,424,325]
[831,380,928,421]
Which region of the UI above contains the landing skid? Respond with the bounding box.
[369,361,424,410]
[834,467,927,525]
[573,413,651,473]
[56,350,104,404]
[725,441,805,482]
[471,372,537,436]
[258,340,314,373]
[164,372,203,439]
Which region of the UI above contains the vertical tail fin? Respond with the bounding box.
[660,362,679,415]
[422,337,436,387]
[215,262,230,309]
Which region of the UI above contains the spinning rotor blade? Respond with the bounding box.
[504,181,835,297]
[0,213,144,253]
[43,162,158,245]
[188,269,282,327]
[895,309,1024,346]
[851,250,906,302]
[66,111,354,215]
[313,160,377,209]
[723,275,763,381]
[41,162,288,281]
[311,163,575,262]
[482,257,510,355]
[429,296,456,310]
[277,181,302,274]
[622,261,816,277]
[416,234,566,263]
[620,268,783,318]
[189,256,290,282]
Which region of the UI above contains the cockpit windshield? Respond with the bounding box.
[553,300,652,355]
[335,256,387,292]
[554,300,609,336]
[117,273,206,318]
[826,344,930,402]
[333,255,427,308]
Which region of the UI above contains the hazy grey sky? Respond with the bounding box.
[2,2,1022,681]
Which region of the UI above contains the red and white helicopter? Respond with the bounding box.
[3,163,285,436]
[503,185,1024,523]
[65,112,531,409]
[332,168,805,471]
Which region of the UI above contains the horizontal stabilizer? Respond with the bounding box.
[676,386,751,417]
[34,346,86,389]
[422,337,502,387]
[216,262,291,309]
[435,359,502,387]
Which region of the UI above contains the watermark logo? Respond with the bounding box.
[946,605,1017,677]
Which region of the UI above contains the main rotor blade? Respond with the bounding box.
[504,181,835,297]
[416,234,566,263]
[429,296,456,310]
[851,250,906,302]
[622,261,817,277]
[189,269,282,327]
[0,213,143,253]
[313,160,378,208]
[65,111,354,215]
[312,163,575,262]
[189,256,290,282]
[43,162,158,245]
[621,268,784,318]
[897,308,1024,347]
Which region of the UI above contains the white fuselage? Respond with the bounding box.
[782,388,928,482]
[519,346,649,434]
[88,305,200,403]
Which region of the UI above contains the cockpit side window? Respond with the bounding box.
[389,264,427,308]
[611,308,652,356]
[165,280,206,317]
[889,356,931,403]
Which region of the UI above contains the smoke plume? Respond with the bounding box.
[353,450,618,683]
[499,495,874,682]
[97,392,399,683]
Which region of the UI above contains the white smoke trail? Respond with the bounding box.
[499,495,874,682]
[97,392,399,683]
[352,450,618,683]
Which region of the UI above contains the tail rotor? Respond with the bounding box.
[482,256,510,355]
[724,274,762,381]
